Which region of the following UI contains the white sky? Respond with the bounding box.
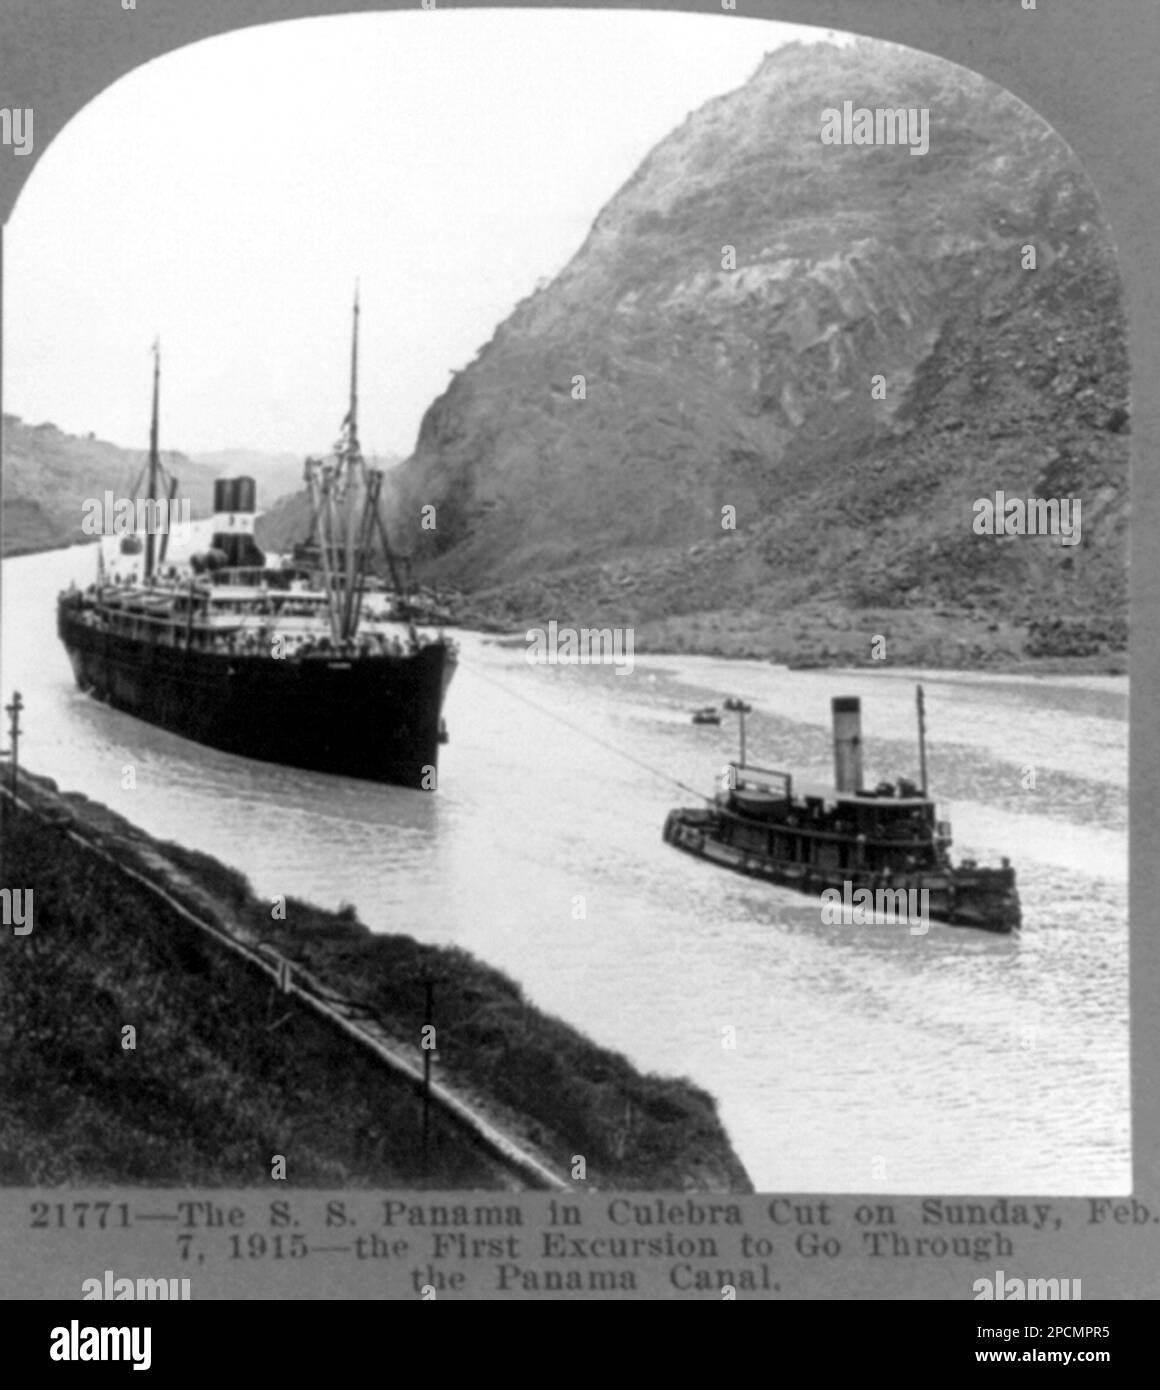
[3,10,852,459]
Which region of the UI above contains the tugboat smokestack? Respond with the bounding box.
[832,696,863,793]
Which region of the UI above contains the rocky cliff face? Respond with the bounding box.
[393,38,1129,664]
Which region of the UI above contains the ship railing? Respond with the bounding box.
[718,802,936,851]
[74,598,409,659]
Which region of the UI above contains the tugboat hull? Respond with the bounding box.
[663,808,1021,934]
[58,601,454,789]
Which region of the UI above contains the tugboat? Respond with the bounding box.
[57,297,457,790]
[663,689,1021,933]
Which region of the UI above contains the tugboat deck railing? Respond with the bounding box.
[716,801,937,852]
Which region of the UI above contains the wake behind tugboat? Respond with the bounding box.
[664,689,1021,933]
[56,297,456,790]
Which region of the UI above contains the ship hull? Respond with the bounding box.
[58,602,454,789]
[663,808,1020,934]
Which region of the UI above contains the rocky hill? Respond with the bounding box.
[1,426,331,560]
[1,414,218,557]
[392,38,1129,668]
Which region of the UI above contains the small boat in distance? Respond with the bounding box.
[691,706,721,725]
[664,688,1021,933]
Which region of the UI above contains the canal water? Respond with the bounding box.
[1,537,1129,1193]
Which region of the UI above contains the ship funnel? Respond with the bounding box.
[831,696,864,793]
[209,475,263,568]
[234,476,256,514]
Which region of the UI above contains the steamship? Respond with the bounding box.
[57,303,457,790]
[663,691,1021,933]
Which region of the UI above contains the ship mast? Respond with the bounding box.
[304,289,418,647]
[341,286,361,639]
[916,684,928,796]
[306,289,369,644]
[144,338,161,584]
[346,284,359,454]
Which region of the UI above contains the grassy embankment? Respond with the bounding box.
[0,775,752,1191]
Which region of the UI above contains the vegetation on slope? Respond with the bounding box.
[1,778,751,1191]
